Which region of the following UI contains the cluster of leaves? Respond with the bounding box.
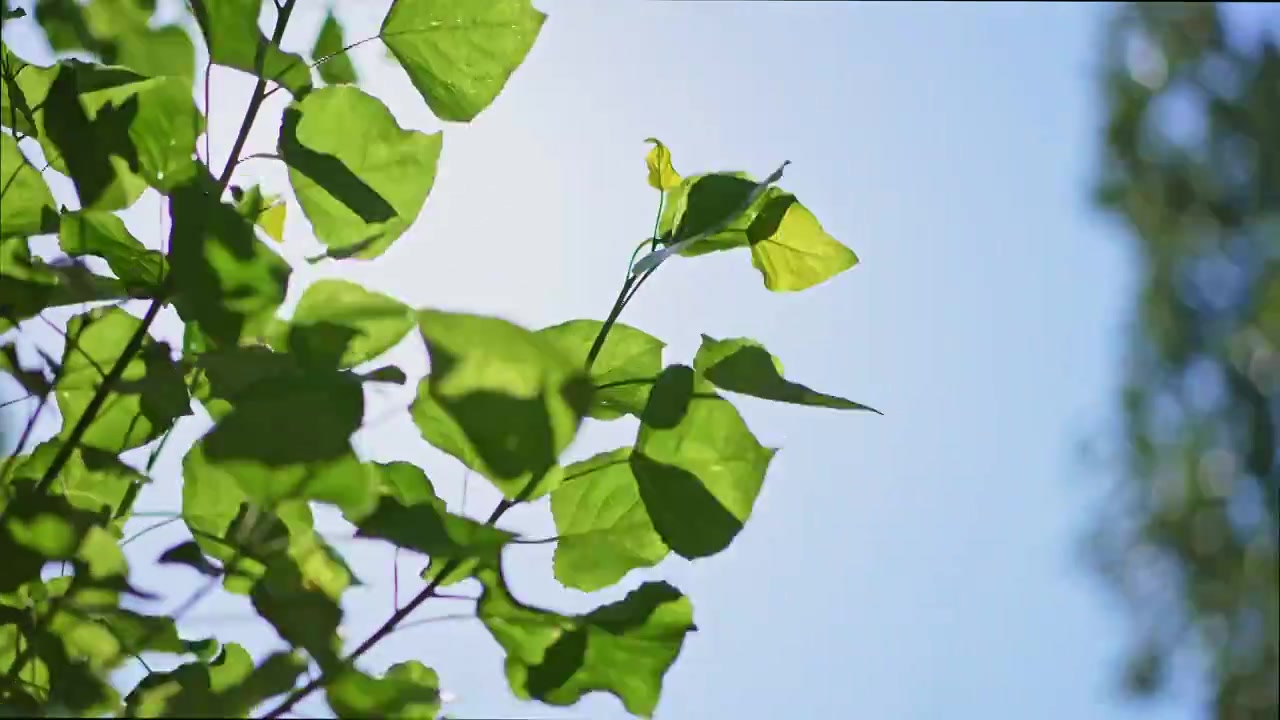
[1090,3,1277,718]
[0,1,876,717]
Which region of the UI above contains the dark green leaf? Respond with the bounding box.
[7,438,144,525]
[58,210,168,295]
[354,493,512,562]
[280,85,442,259]
[190,0,311,97]
[312,11,357,85]
[125,641,306,717]
[633,365,775,559]
[380,0,545,122]
[0,131,57,238]
[0,239,129,333]
[251,560,343,671]
[56,307,189,452]
[538,320,664,420]
[167,168,291,347]
[477,564,695,717]
[0,343,51,396]
[158,540,222,577]
[411,310,590,501]
[233,183,286,242]
[326,661,441,719]
[551,447,669,591]
[693,334,880,412]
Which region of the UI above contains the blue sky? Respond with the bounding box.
[6,1,1274,718]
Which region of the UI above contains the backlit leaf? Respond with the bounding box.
[167,168,291,347]
[190,0,311,97]
[327,662,441,719]
[280,85,442,259]
[745,190,858,291]
[0,131,57,238]
[643,137,681,191]
[0,238,129,333]
[233,184,287,243]
[478,564,694,717]
[273,279,415,370]
[551,448,669,591]
[412,310,590,500]
[56,307,190,453]
[381,0,545,122]
[693,334,880,412]
[58,210,167,295]
[537,320,663,420]
[633,365,775,559]
[312,11,357,86]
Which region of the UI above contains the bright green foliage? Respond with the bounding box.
[313,11,357,86]
[0,2,876,717]
[412,310,590,500]
[551,448,669,591]
[694,334,880,412]
[0,132,57,238]
[745,190,858,291]
[56,307,189,453]
[190,0,311,97]
[58,210,167,295]
[381,0,546,122]
[538,320,664,420]
[326,662,441,719]
[633,365,775,559]
[271,279,415,369]
[280,86,442,259]
[478,565,695,717]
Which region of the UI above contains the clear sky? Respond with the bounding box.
[5,1,1272,718]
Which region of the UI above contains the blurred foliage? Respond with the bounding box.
[1091,3,1278,718]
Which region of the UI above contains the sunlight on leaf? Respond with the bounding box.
[537,320,664,420]
[190,0,311,97]
[643,138,681,191]
[381,0,545,122]
[281,85,441,259]
[694,334,880,412]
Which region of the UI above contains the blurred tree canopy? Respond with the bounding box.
[1091,3,1278,719]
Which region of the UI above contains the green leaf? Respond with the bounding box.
[326,661,441,719]
[745,190,858,291]
[693,334,880,412]
[280,85,442,259]
[1,44,56,138]
[182,445,358,598]
[190,0,311,98]
[58,210,167,295]
[38,59,203,203]
[0,488,99,591]
[114,25,197,82]
[633,365,775,559]
[312,11,357,86]
[477,564,695,717]
[411,310,590,501]
[125,642,307,717]
[0,131,57,238]
[537,320,664,420]
[167,168,291,347]
[252,559,343,671]
[56,307,189,453]
[158,540,222,577]
[551,448,669,591]
[381,0,545,122]
[0,238,129,333]
[233,184,287,243]
[273,279,415,369]
[190,369,376,517]
[643,138,681,191]
[657,171,758,252]
[354,491,513,563]
[7,438,144,526]
[0,344,51,396]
